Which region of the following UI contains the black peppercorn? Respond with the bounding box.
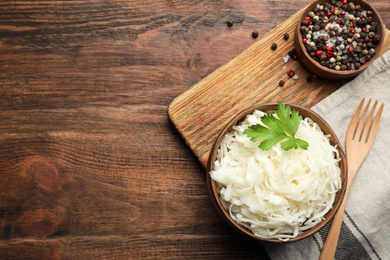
[271,43,277,50]
[284,33,289,40]
[279,80,285,87]
[252,31,259,38]
[227,20,233,27]
[373,35,381,43]
[307,76,313,83]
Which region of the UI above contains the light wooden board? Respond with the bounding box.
[168,6,390,169]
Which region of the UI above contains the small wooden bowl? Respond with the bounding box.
[295,0,385,80]
[206,103,348,243]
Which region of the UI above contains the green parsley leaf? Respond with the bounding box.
[243,102,309,151]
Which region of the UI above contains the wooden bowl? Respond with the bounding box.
[294,0,385,80]
[206,103,348,243]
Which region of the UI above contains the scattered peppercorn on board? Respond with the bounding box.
[168,5,390,169]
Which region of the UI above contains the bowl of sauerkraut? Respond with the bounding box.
[207,103,347,243]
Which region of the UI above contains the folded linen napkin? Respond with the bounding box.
[265,50,390,260]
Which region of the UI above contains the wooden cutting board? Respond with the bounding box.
[168,5,390,169]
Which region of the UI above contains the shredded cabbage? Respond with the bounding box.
[210,110,341,241]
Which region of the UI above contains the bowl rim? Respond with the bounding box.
[294,0,385,80]
[206,103,348,243]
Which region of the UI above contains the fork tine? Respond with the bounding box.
[360,100,378,142]
[366,103,384,145]
[346,98,365,140]
[347,98,365,139]
[354,98,371,140]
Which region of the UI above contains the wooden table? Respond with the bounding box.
[0,0,388,259]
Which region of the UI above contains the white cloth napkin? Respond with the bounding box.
[265,51,390,260]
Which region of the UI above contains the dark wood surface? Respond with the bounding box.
[0,0,389,259]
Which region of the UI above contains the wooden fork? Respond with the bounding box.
[319,98,384,260]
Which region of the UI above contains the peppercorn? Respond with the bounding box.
[373,35,381,43]
[307,76,313,83]
[252,31,259,38]
[271,43,277,50]
[279,80,285,87]
[287,70,295,77]
[284,33,289,40]
[320,53,327,61]
[227,20,233,27]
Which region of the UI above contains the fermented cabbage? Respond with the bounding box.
[209,110,341,241]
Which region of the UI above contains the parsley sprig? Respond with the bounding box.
[243,102,309,151]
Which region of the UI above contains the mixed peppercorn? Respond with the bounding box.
[301,0,381,70]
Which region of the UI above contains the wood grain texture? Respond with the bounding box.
[168,6,390,168]
[0,0,389,259]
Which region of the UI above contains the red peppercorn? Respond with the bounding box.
[303,38,307,44]
[325,46,332,51]
[327,11,332,17]
[339,24,343,28]
[305,16,311,22]
[287,70,295,77]
[361,27,366,32]
[279,80,285,87]
[369,39,373,43]
[315,50,323,56]
[350,28,355,34]
[354,36,358,40]
[348,46,354,53]
[341,0,348,4]
[341,10,346,15]
[309,20,313,25]
[326,51,333,57]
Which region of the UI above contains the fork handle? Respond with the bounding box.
[319,170,356,260]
